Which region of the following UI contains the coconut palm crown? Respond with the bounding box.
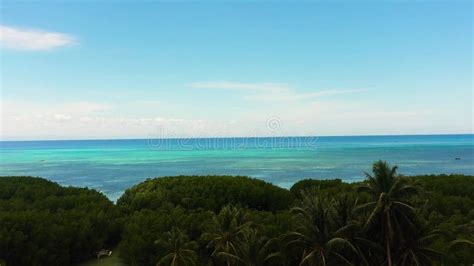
[155,227,198,266]
[357,160,420,266]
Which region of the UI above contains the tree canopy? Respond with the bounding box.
[1,163,473,265]
[0,176,121,266]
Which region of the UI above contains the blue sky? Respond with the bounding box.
[1,1,472,140]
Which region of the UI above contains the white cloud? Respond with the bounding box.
[190,81,365,102]
[53,114,72,122]
[0,25,76,51]
[0,97,468,140]
[0,101,113,133]
[0,100,217,140]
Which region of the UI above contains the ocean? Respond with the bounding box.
[1,134,473,201]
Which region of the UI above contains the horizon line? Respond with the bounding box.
[1,132,473,142]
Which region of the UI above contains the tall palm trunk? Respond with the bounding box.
[226,242,231,266]
[385,212,392,266]
[321,250,326,266]
[385,236,392,266]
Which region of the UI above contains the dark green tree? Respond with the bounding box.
[204,205,250,265]
[445,239,474,265]
[357,160,420,266]
[217,228,281,266]
[394,229,444,265]
[287,190,359,265]
[155,227,198,266]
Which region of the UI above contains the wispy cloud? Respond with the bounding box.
[190,81,365,102]
[0,100,217,140]
[190,81,288,93]
[1,100,112,122]
[0,99,458,140]
[0,25,76,51]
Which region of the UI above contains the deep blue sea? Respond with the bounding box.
[1,134,473,201]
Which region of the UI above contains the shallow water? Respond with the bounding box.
[1,134,473,201]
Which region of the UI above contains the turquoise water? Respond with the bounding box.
[1,135,473,201]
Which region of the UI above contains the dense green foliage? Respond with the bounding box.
[118,175,293,213]
[290,178,352,196]
[0,177,121,266]
[118,164,474,266]
[1,163,473,265]
[116,176,293,265]
[412,174,474,265]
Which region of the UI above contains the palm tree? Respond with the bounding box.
[218,228,282,266]
[333,194,358,229]
[357,160,420,266]
[394,229,444,265]
[445,239,474,265]
[287,190,359,266]
[332,195,382,265]
[204,205,250,265]
[155,227,198,266]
